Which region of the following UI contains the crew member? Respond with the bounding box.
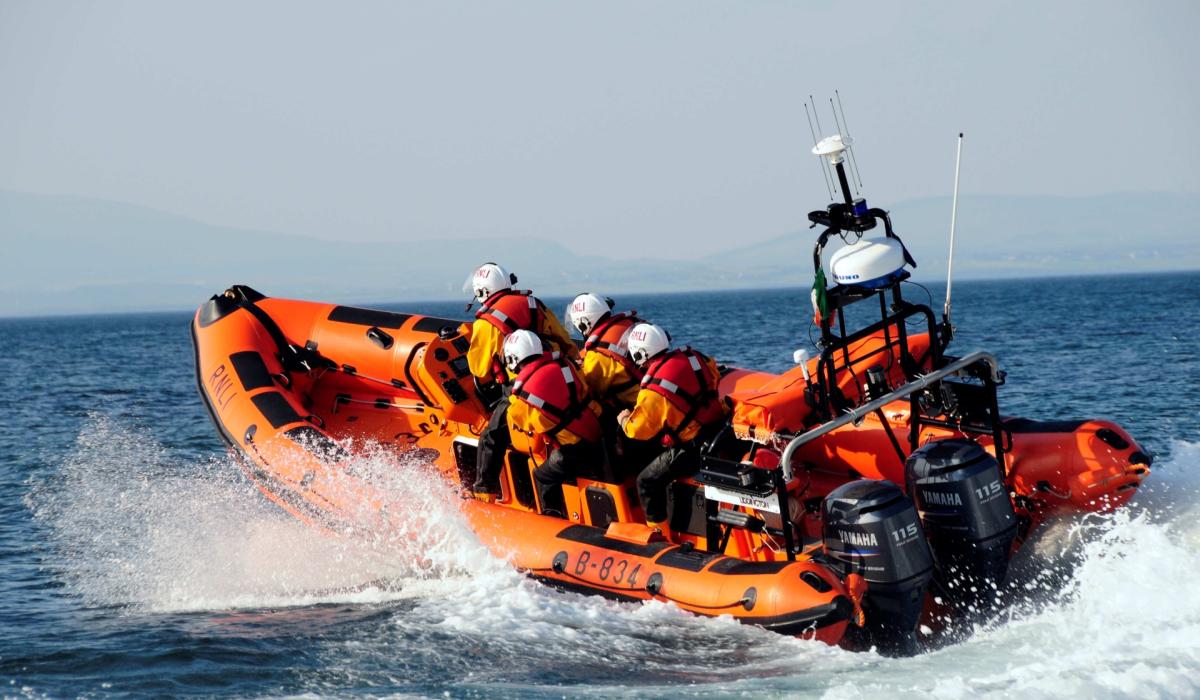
[488,330,604,516]
[463,262,575,387]
[565,293,642,411]
[465,263,575,499]
[618,323,727,535]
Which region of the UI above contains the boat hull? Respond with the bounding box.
[191,289,1149,645]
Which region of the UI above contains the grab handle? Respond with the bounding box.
[366,326,394,350]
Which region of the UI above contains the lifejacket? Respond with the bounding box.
[640,348,725,443]
[476,289,548,384]
[512,354,603,445]
[476,289,544,336]
[583,312,642,399]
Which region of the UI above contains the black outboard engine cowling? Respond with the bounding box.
[905,438,1017,611]
[822,480,934,656]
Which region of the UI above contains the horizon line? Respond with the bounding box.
[2,267,1196,322]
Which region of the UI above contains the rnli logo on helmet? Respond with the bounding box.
[572,301,586,311]
[476,268,491,279]
[630,330,648,341]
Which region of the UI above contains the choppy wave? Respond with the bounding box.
[27,418,1200,697]
[27,415,503,613]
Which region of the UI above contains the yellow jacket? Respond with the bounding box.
[621,353,722,444]
[622,390,700,443]
[508,390,602,462]
[466,306,577,382]
[579,350,641,409]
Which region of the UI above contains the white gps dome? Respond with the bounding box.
[828,236,909,289]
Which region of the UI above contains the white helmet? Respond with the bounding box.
[566,293,614,336]
[502,329,543,372]
[627,322,670,366]
[463,262,516,303]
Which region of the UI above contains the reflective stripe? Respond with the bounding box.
[639,349,724,440]
[513,356,602,443]
[586,337,626,354]
[584,313,635,354]
[476,290,536,336]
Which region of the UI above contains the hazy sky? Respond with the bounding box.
[2,1,1197,259]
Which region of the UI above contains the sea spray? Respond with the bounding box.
[27,414,504,613]
[23,417,1200,696]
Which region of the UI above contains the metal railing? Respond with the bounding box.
[779,351,1001,481]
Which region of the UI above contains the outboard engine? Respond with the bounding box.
[822,480,934,656]
[905,438,1017,611]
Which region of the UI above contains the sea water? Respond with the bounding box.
[2,272,1198,698]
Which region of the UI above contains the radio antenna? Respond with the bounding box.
[804,100,835,200]
[809,95,838,199]
[828,98,859,195]
[943,132,964,331]
[834,90,864,190]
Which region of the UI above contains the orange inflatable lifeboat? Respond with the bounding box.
[191,281,1148,654]
[191,132,1150,654]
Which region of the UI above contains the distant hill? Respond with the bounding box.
[0,190,713,316]
[1,189,1197,317]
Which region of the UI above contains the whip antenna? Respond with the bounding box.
[943,132,964,329]
[835,90,864,190]
[828,98,858,195]
[805,100,835,200]
[810,95,838,199]
[830,99,859,196]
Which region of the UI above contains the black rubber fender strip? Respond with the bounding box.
[1096,427,1131,451]
[706,558,794,576]
[411,316,463,334]
[230,351,274,391]
[327,305,411,329]
[250,391,304,429]
[754,597,852,635]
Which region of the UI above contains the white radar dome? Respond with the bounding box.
[828,236,909,288]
